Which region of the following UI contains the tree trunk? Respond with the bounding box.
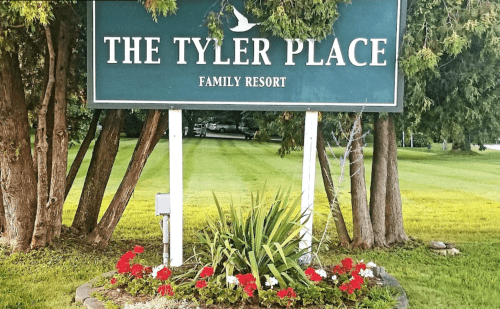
[87,111,169,248]
[183,110,194,137]
[369,114,389,248]
[65,109,102,200]
[316,126,351,247]
[31,26,56,249]
[0,174,5,235]
[71,110,125,234]
[348,114,373,249]
[385,115,409,244]
[46,19,72,243]
[0,52,38,252]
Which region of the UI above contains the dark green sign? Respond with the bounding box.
[88,0,406,111]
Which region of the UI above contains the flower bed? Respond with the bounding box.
[89,245,400,309]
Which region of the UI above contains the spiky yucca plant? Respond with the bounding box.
[197,187,310,288]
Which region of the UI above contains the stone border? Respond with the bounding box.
[374,267,409,309]
[75,271,116,309]
[76,268,408,309]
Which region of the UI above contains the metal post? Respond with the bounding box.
[300,111,319,252]
[162,215,170,267]
[169,109,183,267]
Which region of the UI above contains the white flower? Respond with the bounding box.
[315,269,327,278]
[151,264,165,279]
[265,277,279,288]
[226,275,238,285]
[366,262,377,269]
[360,269,374,278]
[331,275,338,283]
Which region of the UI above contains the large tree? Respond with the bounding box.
[400,0,500,150]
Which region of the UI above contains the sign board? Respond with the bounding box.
[88,0,406,112]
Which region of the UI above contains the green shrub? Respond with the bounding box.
[411,132,431,148]
[197,187,310,288]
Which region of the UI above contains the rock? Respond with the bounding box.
[432,249,447,256]
[84,297,106,309]
[75,283,92,304]
[429,241,446,249]
[444,242,455,249]
[373,266,386,277]
[447,248,460,256]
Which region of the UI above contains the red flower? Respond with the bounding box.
[236,273,256,287]
[116,259,131,274]
[349,274,364,290]
[333,265,345,275]
[339,283,348,292]
[158,284,174,296]
[200,266,214,278]
[144,266,152,274]
[121,250,136,262]
[354,262,366,272]
[304,267,322,282]
[110,278,117,285]
[341,257,353,272]
[277,289,288,299]
[277,287,297,299]
[157,267,172,281]
[243,282,257,297]
[131,264,144,278]
[133,245,144,254]
[195,280,207,289]
[287,287,297,298]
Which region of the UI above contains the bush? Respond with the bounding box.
[411,132,431,148]
[197,187,310,288]
[123,111,147,138]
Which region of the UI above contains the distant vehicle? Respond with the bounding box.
[211,121,237,133]
[243,127,259,139]
[193,123,207,137]
[208,122,218,131]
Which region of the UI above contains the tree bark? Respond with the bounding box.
[385,115,409,244]
[31,26,56,249]
[0,52,38,252]
[316,126,351,247]
[0,173,5,235]
[65,109,102,200]
[369,114,389,248]
[348,114,373,249]
[87,111,169,248]
[46,19,72,243]
[71,110,125,234]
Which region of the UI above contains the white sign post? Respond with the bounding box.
[169,109,183,267]
[300,111,319,252]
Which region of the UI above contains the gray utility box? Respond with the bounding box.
[155,194,171,216]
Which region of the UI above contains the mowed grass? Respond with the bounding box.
[1,137,500,308]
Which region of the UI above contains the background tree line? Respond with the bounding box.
[1,0,499,253]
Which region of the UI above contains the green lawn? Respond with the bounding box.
[1,137,500,308]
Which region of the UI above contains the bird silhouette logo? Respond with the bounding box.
[230,7,260,32]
